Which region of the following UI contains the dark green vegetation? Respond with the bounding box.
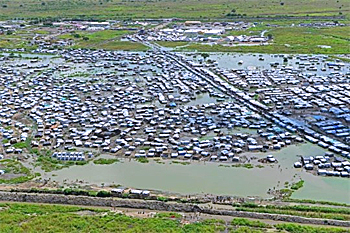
[16,187,113,198]
[171,161,190,165]
[231,218,270,228]
[136,157,149,163]
[219,163,255,169]
[0,0,349,20]
[290,180,304,190]
[231,163,254,169]
[233,202,350,221]
[0,202,349,233]
[275,180,305,199]
[93,158,120,165]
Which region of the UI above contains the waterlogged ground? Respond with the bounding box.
[44,143,350,204]
[2,52,349,204]
[186,53,349,76]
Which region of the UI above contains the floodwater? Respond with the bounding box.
[185,53,350,76]
[45,143,350,204]
[4,52,349,204]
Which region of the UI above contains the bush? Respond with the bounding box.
[157,196,169,202]
[136,157,149,163]
[241,202,258,208]
[96,191,111,197]
[291,180,304,190]
[232,218,270,228]
[93,158,119,165]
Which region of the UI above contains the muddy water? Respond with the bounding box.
[44,143,350,203]
[185,53,350,76]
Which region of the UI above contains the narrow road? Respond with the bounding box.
[132,35,341,151]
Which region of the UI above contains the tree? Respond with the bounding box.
[97,190,111,197]
[201,53,210,60]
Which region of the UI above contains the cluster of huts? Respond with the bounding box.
[214,54,349,148]
[294,153,350,178]
[0,49,306,166]
[0,46,348,179]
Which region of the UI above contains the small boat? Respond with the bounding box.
[238,60,244,65]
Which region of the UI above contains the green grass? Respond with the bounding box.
[0,31,38,50]
[155,212,182,219]
[136,157,149,163]
[32,30,50,35]
[57,30,148,51]
[231,218,270,228]
[234,203,350,221]
[284,199,350,207]
[156,41,189,48]
[275,223,348,233]
[0,0,349,20]
[0,202,225,232]
[0,159,30,175]
[35,154,88,172]
[93,158,119,165]
[291,180,304,190]
[13,141,27,149]
[157,196,169,202]
[1,139,9,144]
[70,30,129,46]
[0,202,349,233]
[35,155,65,172]
[0,159,37,184]
[171,161,190,165]
[231,163,254,169]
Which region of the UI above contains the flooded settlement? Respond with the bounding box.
[0,20,349,205]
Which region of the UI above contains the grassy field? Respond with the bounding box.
[233,202,350,221]
[0,202,349,232]
[59,30,149,51]
[0,0,348,20]
[179,26,350,54]
[0,28,148,51]
[0,29,38,50]
[156,41,189,48]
